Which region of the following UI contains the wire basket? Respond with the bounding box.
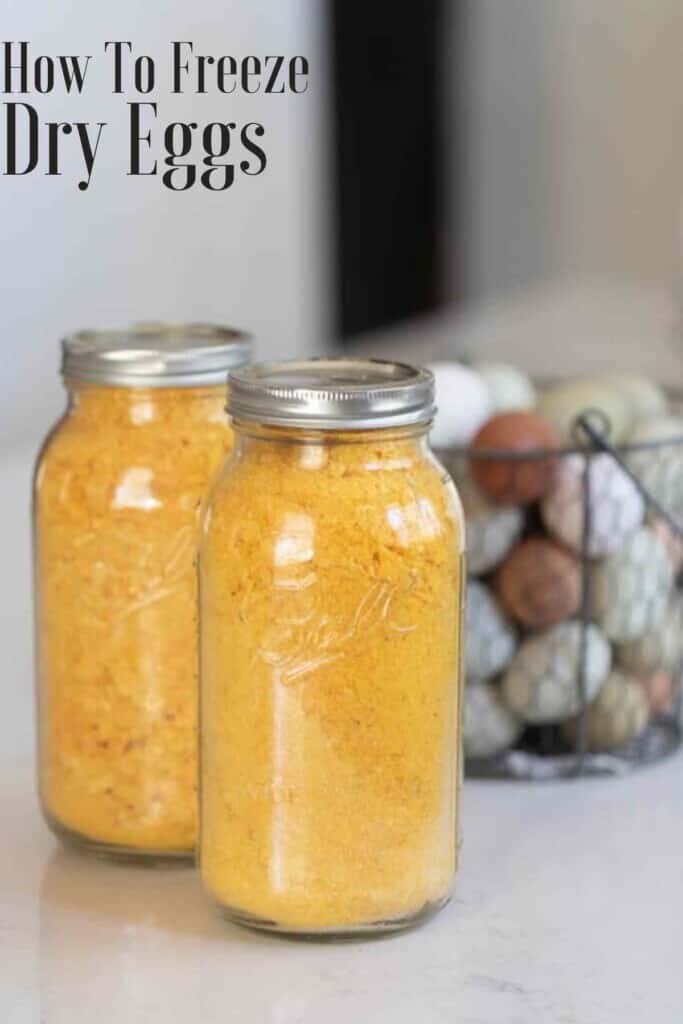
[442,398,683,780]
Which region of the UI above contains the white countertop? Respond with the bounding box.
[3,284,683,1023]
[5,720,683,1023]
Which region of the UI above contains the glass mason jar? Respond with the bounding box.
[34,323,251,861]
[199,359,466,935]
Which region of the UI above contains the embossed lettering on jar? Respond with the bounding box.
[199,359,465,935]
[34,324,250,860]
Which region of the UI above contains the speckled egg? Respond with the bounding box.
[640,671,679,716]
[537,378,632,443]
[459,475,524,575]
[474,362,537,414]
[465,580,518,681]
[541,452,644,557]
[616,596,683,676]
[496,538,582,629]
[501,621,612,725]
[464,682,524,759]
[562,670,650,751]
[591,526,673,643]
[428,362,494,449]
[626,416,683,521]
[470,411,560,506]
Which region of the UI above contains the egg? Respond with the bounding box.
[459,475,524,575]
[501,621,612,724]
[603,373,668,423]
[465,580,518,681]
[541,452,645,557]
[640,671,679,716]
[562,670,650,751]
[628,414,683,444]
[464,682,523,759]
[649,516,683,575]
[537,378,632,443]
[470,411,560,506]
[496,538,582,629]
[591,526,673,643]
[428,362,494,449]
[626,416,683,522]
[616,597,683,677]
[474,362,537,414]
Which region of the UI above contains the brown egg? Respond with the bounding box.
[650,517,683,576]
[640,671,678,716]
[470,411,560,505]
[496,538,582,629]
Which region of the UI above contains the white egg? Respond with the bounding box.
[459,475,524,575]
[465,580,517,682]
[562,670,650,751]
[591,526,673,643]
[626,416,683,523]
[501,621,612,724]
[616,597,683,676]
[541,452,644,557]
[474,362,537,413]
[537,378,632,443]
[428,362,494,449]
[464,682,523,759]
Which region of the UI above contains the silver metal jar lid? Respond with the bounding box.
[62,323,251,388]
[227,358,435,430]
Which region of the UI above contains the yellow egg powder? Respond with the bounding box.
[35,384,232,854]
[200,429,464,930]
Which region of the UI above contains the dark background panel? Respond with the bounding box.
[330,0,450,339]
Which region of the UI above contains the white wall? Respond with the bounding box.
[459,0,683,301]
[0,0,330,447]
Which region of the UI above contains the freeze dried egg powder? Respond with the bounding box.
[35,385,232,854]
[200,432,464,930]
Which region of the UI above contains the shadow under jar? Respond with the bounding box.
[199,359,465,937]
[34,323,251,861]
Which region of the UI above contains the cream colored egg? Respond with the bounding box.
[501,621,612,725]
[628,415,683,444]
[616,596,683,676]
[465,580,517,682]
[591,527,673,643]
[464,682,523,759]
[596,373,668,423]
[537,378,632,443]
[474,362,537,413]
[562,670,650,751]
